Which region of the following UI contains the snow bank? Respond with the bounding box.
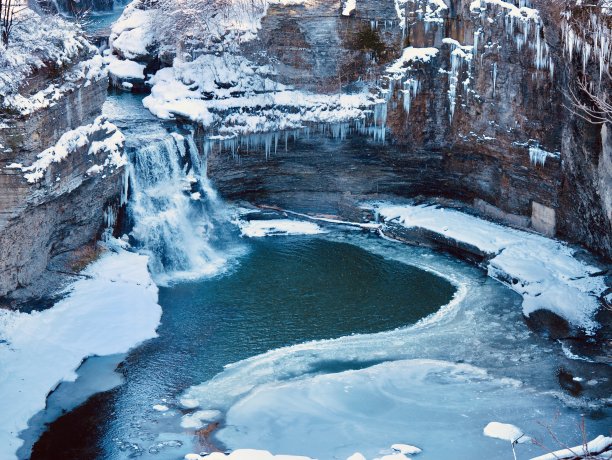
[0,244,162,460]
[7,116,125,183]
[107,56,146,80]
[238,219,324,237]
[376,204,607,333]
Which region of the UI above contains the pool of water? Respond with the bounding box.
[31,234,457,459]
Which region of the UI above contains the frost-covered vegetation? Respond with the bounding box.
[0,8,94,100]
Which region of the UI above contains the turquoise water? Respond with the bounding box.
[31,234,456,459]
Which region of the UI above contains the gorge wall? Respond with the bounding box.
[205,0,611,260]
[0,48,125,302]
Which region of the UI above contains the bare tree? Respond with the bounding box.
[555,0,612,125]
[566,74,612,125]
[0,0,26,46]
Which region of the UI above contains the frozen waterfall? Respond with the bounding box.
[127,131,238,285]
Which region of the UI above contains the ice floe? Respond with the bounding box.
[238,219,324,237]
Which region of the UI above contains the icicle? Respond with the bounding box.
[492,62,497,97]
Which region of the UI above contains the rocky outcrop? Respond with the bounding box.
[0,54,125,303]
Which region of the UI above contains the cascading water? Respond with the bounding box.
[127,131,237,285]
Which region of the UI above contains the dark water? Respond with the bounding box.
[31,236,455,460]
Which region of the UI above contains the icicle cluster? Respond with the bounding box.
[384,47,439,114]
[202,113,390,160]
[528,145,559,166]
[562,7,611,82]
[471,0,554,79]
[441,38,474,120]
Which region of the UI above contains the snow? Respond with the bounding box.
[386,47,440,78]
[109,3,156,60]
[0,9,96,100]
[483,422,529,443]
[7,116,125,184]
[0,243,162,460]
[180,409,222,429]
[342,0,356,16]
[238,219,324,237]
[153,404,169,412]
[347,454,367,460]
[376,204,607,333]
[530,435,612,460]
[391,444,422,455]
[2,53,106,115]
[107,56,145,80]
[470,0,539,21]
[140,52,383,135]
[109,0,384,137]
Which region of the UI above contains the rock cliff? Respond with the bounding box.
[0,18,126,302]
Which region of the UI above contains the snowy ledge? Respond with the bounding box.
[375,204,608,334]
[1,54,106,116]
[0,243,162,460]
[0,9,98,105]
[6,116,125,184]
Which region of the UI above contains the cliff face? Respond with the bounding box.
[0,53,125,302]
[205,0,611,259]
[395,0,611,257]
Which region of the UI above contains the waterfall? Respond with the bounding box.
[127,131,236,285]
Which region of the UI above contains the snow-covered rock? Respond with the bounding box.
[7,116,125,184]
[0,9,96,101]
[484,422,530,443]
